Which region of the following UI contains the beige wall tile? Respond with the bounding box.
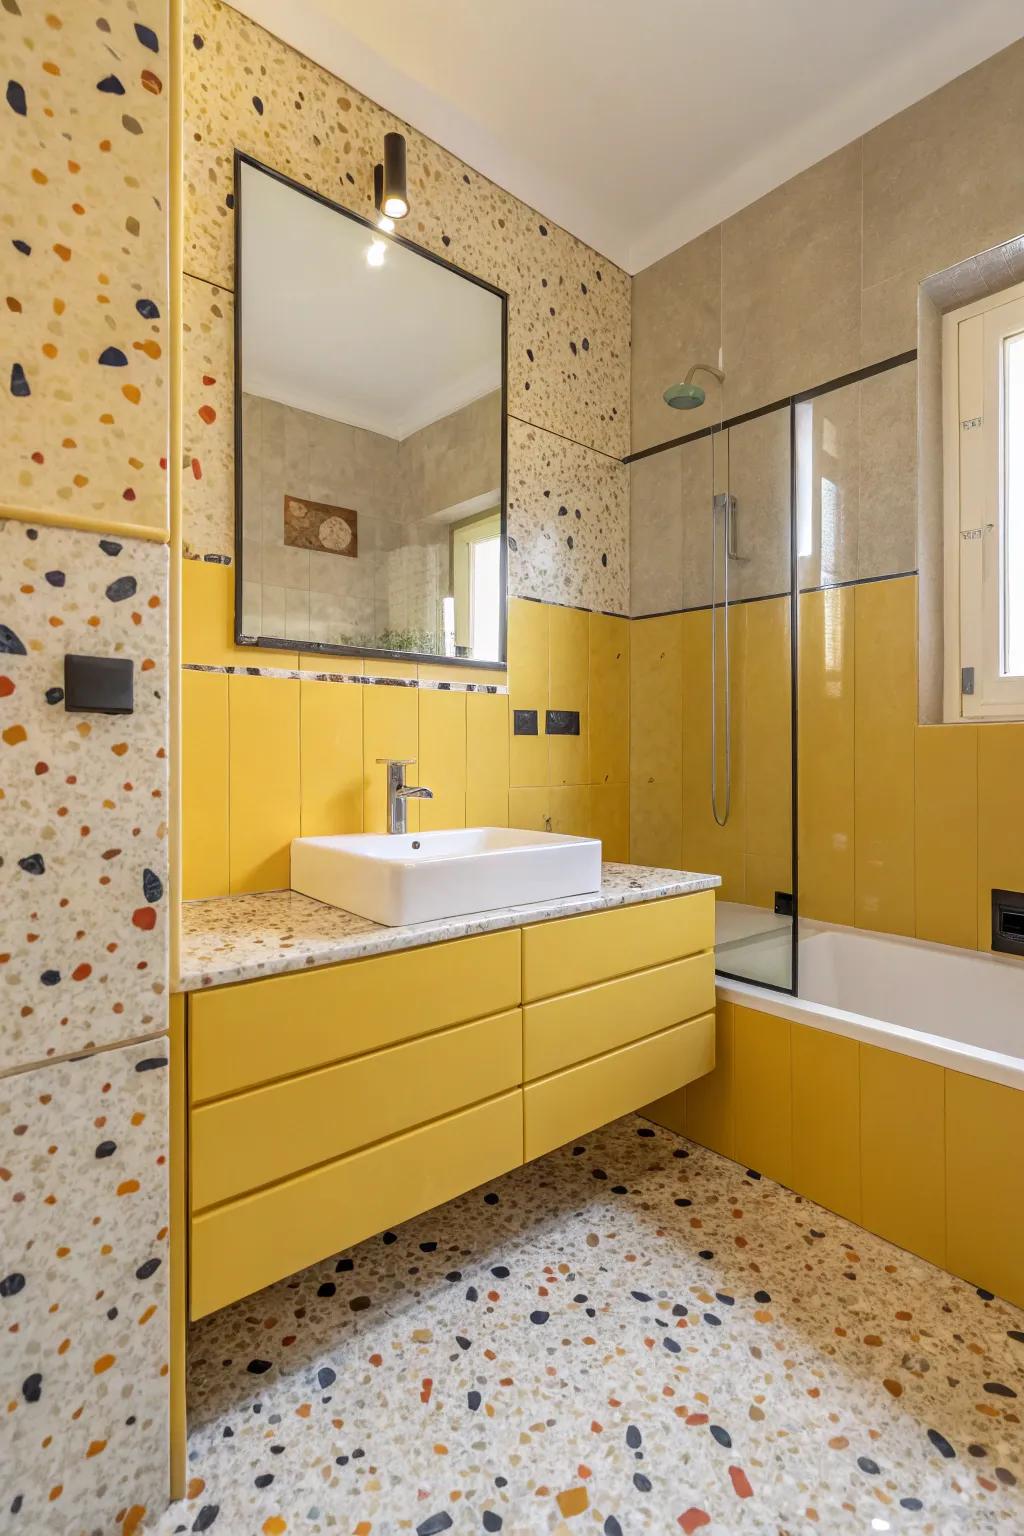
[796,381,860,592]
[863,39,1024,295]
[722,144,862,416]
[858,360,918,580]
[629,449,684,617]
[860,269,919,368]
[631,225,723,453]
[680,435,717,611]
[725,407,791,601]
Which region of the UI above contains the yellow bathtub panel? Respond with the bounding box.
[589,612,629,786]
[508,787,550,833]
[791,1023,860,1223]
[854,576,916,935]
[682,998,736,1159]
[362,683,419,834]
[548,604,590,787]
[228,675,300,894]
[182,669,229,901]
[733,1004,791,1186]
[977,723,1024,952]
[299,680,363,837]
[508,598,549,788]
[859,1043,945,1268]
[744,595,792,868]
[798,585,855,925]
[946,1071,1024,1308]
[466,692,510,827]
[418,688,467,831]
[549,785,591,838]
[589,784,629,862]
[681,606,748,899]
[914,724,978,950]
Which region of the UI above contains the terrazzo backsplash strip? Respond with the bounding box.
[182,0,630,615]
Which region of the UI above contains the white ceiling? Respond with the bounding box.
[232,0,1023,274]
[240,162,502,438]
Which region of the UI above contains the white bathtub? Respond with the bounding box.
[716,909,1024,1092]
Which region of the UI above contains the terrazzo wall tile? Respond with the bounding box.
[0,519,169,1072]
[508,419,628,615]
[1,1038,169,1536]
[182,276,234,560]
[0,0,169,533]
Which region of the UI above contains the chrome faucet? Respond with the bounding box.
[377,757,433,834]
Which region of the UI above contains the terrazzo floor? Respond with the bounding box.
[157,1117,1024,1536]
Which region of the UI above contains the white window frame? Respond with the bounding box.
[943,279,1024,721]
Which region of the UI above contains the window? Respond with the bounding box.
[450,509,501,662]
[944,281,1024,719]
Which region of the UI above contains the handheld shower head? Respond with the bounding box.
[663,362,725,411]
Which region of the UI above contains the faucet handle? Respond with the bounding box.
[376,757,415,766]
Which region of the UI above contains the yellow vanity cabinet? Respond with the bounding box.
[183,889,716,1320]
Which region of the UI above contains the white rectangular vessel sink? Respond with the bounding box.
[291,827,602,927]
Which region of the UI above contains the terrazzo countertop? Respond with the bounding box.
[176,863,719,991]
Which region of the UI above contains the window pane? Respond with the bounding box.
[1004,330,1024,677]
[470,536,500,660]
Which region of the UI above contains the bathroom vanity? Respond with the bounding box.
[174,865,718,1320]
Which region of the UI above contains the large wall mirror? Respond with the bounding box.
[234,154,508,668]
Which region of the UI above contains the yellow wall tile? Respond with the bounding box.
[977,723,1024,952]
[681,606,748,902]
[509,787,550,832]
[182,670,229,901]
[799,585,855,923]
[371,659,419,681]
[228,675,300,893]
[733,1004,791,1185]
[418,689,467,831]
[946,1070,1024,1308]
[183,558,297,668]
[629,616,683,863]
[590,784,629,862]
[791,1023,860,1222]
[744,595,792,900]
[362,685,419,834]
[508,598,549,787]
[589,613,629,786]
[684,998,735,1159]
[419,662,505,686]
[466,693,510,827]
[300,653,362,674]
[859,1043,945,1268]
[548,605,590,787]
[915,724,978,949]
[854,577,916,934]
[549,785,590,838]
[299,680,363,837]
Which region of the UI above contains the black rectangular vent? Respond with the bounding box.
[64,654,134,715]
[545,709,580,736]
[992,888,1024,957]
[513,709,538,736]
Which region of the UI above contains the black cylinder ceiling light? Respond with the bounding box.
[374,131,409,222]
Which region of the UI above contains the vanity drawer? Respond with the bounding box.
[523,951,714,1081]
[523,1012,715,1160]
[190,1089,523,1318]
[191,1008,522,1210]
[190,928,521,1101]
[522,891,714,1002]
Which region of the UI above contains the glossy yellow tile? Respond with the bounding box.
[508,598,549,787]
[683,998,735,1159]
[791,1023,860,1222]
[371,659,419,681]
[418,689,467,831]
[629,779,682,870]
[977,723,1024,952]
[915,724,978,949]
[589,612,629,786]
[733,1004,791,1186]
[630,615,683,865]
[854,576,916,934]
[508,787,550,832]
[744,595,791,876]
[299,680,362,837]
[228,675,300,893]
[361,684,419,834]
[946,1070,1024,1308]
[549,785,590,838]
[859,1043,944,1268]
[182,670,229,901]
[589,784,629,862]
[183,558,294,668]
[466,692,510,827]
[798,585,855,923]
[548,604,590,787]
[299,652,362,674]
[681,606,748,902]
[419,662,504,686]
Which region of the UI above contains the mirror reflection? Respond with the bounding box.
[236,157,507,666]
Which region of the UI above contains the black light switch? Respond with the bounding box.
[64,655,134,715]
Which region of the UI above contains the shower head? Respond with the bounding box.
[663,362,725,411]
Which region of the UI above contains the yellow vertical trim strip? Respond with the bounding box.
[0,504,170,541]
[168,995,187,1500]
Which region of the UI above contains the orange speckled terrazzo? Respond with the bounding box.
[156,1116,1024,1535]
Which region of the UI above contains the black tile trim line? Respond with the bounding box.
[624,349,918,465]
[506,411,627,464]
[517,593,629,619]
[632,568,919,620]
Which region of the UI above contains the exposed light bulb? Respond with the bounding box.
[366,238,386,268]
[383,194,408,219]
